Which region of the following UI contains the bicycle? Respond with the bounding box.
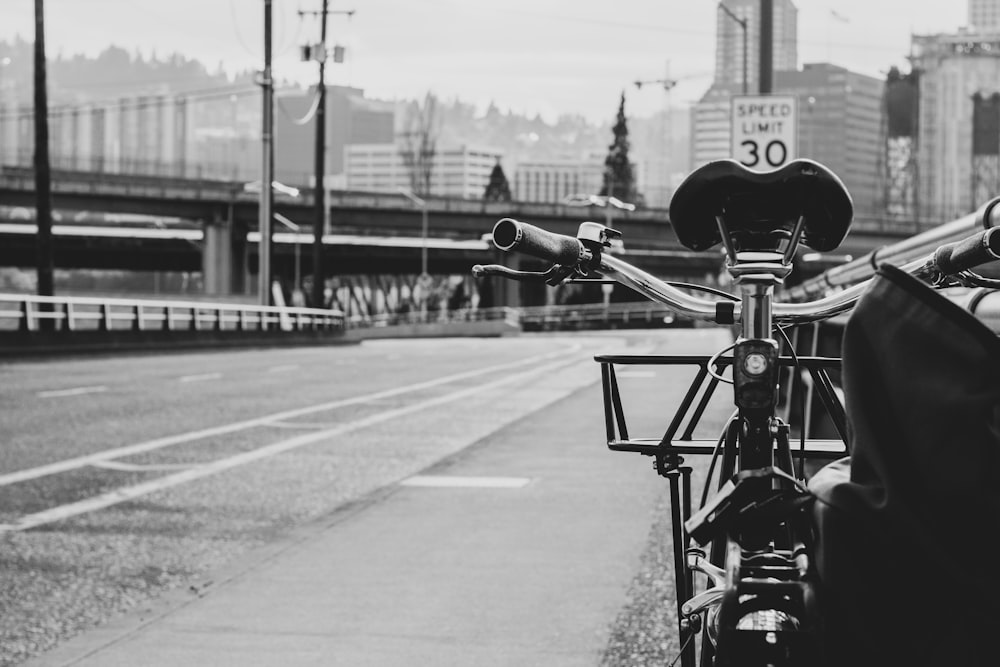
[473,157,1000,666]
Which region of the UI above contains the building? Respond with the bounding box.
[910,27,1000,220]
[969,0,1000,31]
[344,144,503,199]
[690,84,744,168]
[511,154,606,204]
[775,64,884,218]
[690,64,884,216]
[715,0,798,94]
[273,85,396,187]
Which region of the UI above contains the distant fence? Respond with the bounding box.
[517,302,694,331]
[0,293,347,356]
[0,293,344,333]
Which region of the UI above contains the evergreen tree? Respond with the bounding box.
[483,160,512,202]
[599,91,643,206]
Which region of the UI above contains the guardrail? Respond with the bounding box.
[0,293,344,333]
[517,302,692,331]
[345,306,520,329]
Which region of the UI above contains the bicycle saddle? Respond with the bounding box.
[669,158,854,253]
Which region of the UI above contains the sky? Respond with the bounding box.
[0,0,970,123]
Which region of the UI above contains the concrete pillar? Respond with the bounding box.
[203,215,233,295]
[497,252,520,308]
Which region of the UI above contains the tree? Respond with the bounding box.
[399,92,439,196]
[599,91,643,206]
[483,159,512,202]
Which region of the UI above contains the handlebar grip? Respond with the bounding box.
[491,218,588,265]
[932,227,1000,275]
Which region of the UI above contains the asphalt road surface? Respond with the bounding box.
[1,331,734,665]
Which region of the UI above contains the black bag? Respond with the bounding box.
[808,264,1000,666]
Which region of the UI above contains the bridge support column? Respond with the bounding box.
[497,253,521,308]
[203,215,233,296]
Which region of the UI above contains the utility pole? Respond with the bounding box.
[33,0,54,306]
[311,0,329,309]
[258,0,274,305]
[300,3,354,309]
[759,0,773,94]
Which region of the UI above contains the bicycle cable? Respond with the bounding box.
[666,630,697,667]
[706,343,736,385]
[776,324,808,480]
[699,410,738,510]
[665,281,739,302]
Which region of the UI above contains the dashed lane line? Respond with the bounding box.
[400,476,532,489]
[178,373,222,383]
[37,386,108,399]
[0,345,581,489]
[0,355,579,532]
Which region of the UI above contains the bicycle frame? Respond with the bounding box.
[475,192,1000,667]
[602,245,839,666]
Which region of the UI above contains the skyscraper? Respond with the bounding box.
[969,0,1000,31]
[715,0,798,93]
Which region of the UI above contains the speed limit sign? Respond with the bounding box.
[731,95,797,171]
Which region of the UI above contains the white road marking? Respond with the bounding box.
[90,461,199,472]
[267,364,299,373]
[0,346,581,488]
[616,371,657,379]
[264,421,340,430]
[400,476,531,489]
[37,386,108,399]
[178,373,222,383]
[0,356,577,532]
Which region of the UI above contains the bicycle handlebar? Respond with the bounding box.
[480,216,1000,327]
[932,227,1000,276]
[492,218,592,266]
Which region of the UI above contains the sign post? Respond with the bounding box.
[731,95,797,171]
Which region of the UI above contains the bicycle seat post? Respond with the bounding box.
[717,213,794,341]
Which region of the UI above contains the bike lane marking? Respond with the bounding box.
[0,345,581,489]
[0,355,580,532]
[36,385,108,399]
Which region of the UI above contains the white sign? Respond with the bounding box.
[731,95,797,171]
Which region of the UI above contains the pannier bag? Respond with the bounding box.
[809,264,1000,667]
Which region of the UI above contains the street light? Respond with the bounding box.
[273,212,304,305]
[243,179,302,303]
[562,193,635,229]
[397,187,429,279]
[719,2,749,95]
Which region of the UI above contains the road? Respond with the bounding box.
[0,331,734,665]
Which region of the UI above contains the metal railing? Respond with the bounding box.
[346,306,520,329]
[517,302,690,331]
[0,293,344,334]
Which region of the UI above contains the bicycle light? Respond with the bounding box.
[743,352,769,376]
[734,339,779,410]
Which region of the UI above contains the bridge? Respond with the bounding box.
[0,166,934,309]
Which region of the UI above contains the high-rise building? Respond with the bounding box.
[715,0,798,94]
[344,144,503,199]
[969,0,1000,31]
[911,29,1000,220]
[776,64,883,218]
[690,64,884,216]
